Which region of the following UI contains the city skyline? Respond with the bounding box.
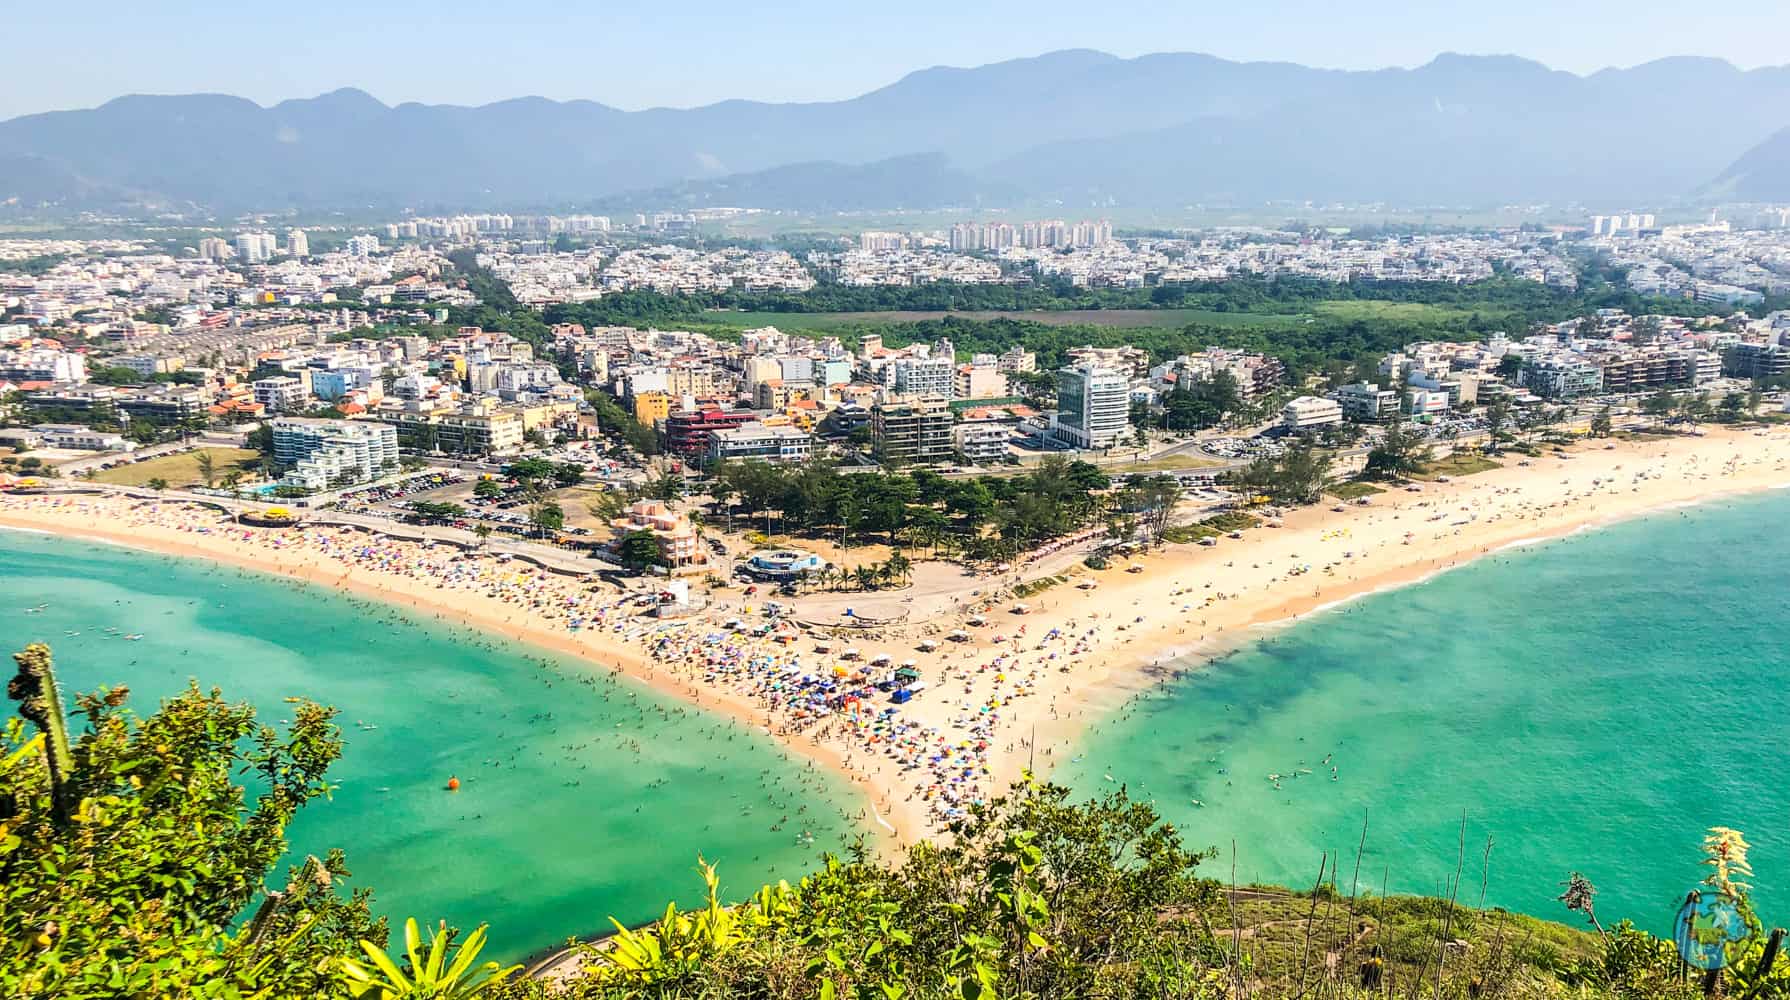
[5,0,1788,120]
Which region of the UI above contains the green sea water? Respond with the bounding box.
[0,529,862,962]
[1060,490,1790,934]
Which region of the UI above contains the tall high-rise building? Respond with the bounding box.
[285,229,309,257]
[1053,363,1130,450]
[344,234,382,256]
[198,237,231,261]
[234,232,276,263]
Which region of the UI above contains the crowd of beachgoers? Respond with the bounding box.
[0,491,1117,836]
[6,426,1790,842]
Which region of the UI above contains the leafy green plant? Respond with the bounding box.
[342,917,520,999]
[594,858,746,986]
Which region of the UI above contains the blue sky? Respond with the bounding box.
[5,0,1785,119]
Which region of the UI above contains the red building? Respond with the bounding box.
[663,408,758,457]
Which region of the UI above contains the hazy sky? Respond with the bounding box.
[6,0,1786,119]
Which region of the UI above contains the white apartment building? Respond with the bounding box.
[886,356,955,398]
[0,347,87,383]
[272,418,400,491]
[31,423,133,452]
[1522,357,1604,400]
[706,421,813,464]
[954,422,1011,464]
[286,229,309,257]
[235,232,277,263]
[252,375,310,414]
[1333,382,1401,423]
[1053,364,1130,450]
[1280,396,1344,430]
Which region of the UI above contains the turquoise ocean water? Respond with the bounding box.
[0,529,860,961]
[1060,490,1790,933]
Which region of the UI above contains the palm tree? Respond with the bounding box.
[194,450,216,488]
[853,565,877,592]
[885,550,912,585]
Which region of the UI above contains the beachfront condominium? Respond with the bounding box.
[872,396,954,464]
[1053,363,1130,450]
[1280,396,1344,430]
[1333,382,1401,423]
[271,417,400,491]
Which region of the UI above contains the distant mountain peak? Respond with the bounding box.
[274,87,389,118]
[2,49,1789,214]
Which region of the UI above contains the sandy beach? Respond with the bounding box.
[4,425,1788,849]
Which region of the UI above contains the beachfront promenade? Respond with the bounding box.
[19,483,614,578]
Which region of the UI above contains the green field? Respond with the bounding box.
[1413,452,1503,480]
[89,448,261,487]
[1310,300,1481,323]
[1327,480,1386,499]
[701,307,1305,333]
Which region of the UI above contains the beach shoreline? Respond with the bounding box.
[5,425,1788,864]
[0,506,918,849]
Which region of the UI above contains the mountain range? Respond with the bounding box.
[2,49,1788,215]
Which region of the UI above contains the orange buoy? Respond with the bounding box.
[446,776,460,791]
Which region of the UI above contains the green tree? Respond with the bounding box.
[146,476,169,492]
[1,643,387,998]
[527,500,565,538]
[615,530,664,571]
[1484,400,1511,452]
[1235,442,1333,505]
[473,478,503,500]
[194,450,217,488]
[645,472,686,503]
[1641,389,1678,420]
[1363,422,1433,480]
[1590,407,1614,438]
